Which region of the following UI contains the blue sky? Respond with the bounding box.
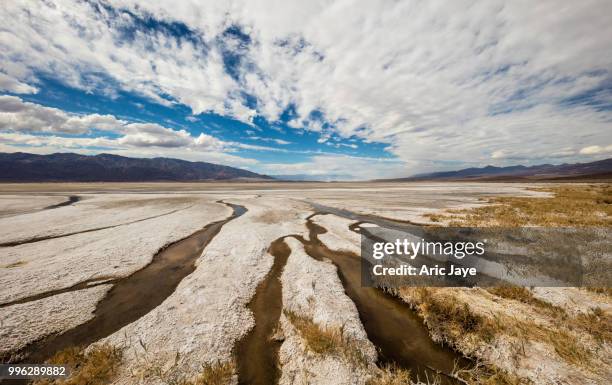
[17,75,390,165]
[1,0,611,179]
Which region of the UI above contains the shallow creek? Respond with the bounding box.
[298,215,469,385]
[235,237,290,385]
[236,209,468,385]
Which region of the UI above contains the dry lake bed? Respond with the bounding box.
[0,182,609,385]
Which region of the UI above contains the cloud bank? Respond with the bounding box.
[0,95,253,165]
[1,0,611,178]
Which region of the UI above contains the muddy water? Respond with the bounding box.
[300,215,469,385]
[235,238,290,385]
[17,202,247,364]
[308,201,422,231]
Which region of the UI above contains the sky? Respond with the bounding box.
[0,0,611,180]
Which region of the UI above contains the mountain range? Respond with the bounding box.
[384,158,612,181]
[2,152,611,183]
[0,152,272,182]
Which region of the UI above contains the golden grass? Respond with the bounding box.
[406,288,497,344]
[284,310,340,354]
[585,287,612,297]
[545,329,591,367]
[177,361,235,385]
[284,310,368,367]
[572,307,612,344]
[397,288,594,368]
[402,186,611,380]
[454,362,529,385]
[486,287,566,318]
[366,363,412,385]
[427,184,611,227]
[487,286,611,346]
[486,286,534,303]
[34,344,122,385]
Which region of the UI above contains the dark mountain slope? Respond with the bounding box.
[379,158,612,181]
[0,152,272,182]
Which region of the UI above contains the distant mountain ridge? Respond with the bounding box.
[382,158,612,181]
[0,152,273,182]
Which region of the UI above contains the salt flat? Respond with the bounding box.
[0,182,608,384]
[0,194,67,218]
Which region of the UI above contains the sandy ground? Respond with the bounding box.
[532,287,612,316]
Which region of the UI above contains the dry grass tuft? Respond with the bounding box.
[34,344,122,385]
[486,286,534,303]
[488,287,611,345]
[427,184,611,227]
[284,310,340,354]
[423,300,483,334]
[546,329,591,366]
[585,287,612,298]
[486,287,566,318]
[508,317,591,367]
[454,361,530,385]
[411,288,497,344]
[284,310,368,367]
[572,307,612,344]
[177,361,235,385]
[366,363,412,385]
